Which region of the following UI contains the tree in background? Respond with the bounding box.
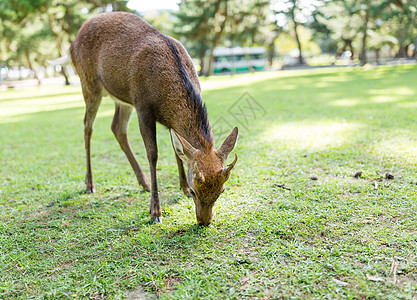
[273,0,321,65]
[0,0,130,84]
[2,0,417,83]
[0,0,50,65]
[223,0,270,49]
[379,0,417,58]
[45,0,131,84]
[176,0,270,75]
[317,0,413,65]
[315,1,361,60]
[175,0,219,75]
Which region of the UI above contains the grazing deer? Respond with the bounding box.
[68,12,238,225]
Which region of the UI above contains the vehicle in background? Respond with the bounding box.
[210,47,266,74]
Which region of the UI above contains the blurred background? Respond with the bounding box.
[0,0,416,88]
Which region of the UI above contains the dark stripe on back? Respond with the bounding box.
[160,34,213,143]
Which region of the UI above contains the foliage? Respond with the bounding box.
[1,65,417,298]
[2,0,417,74]
[175,0,270,75]
[315,0,417,63]
[0,0,131,73]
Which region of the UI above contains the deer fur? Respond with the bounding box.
[69,12,238,225]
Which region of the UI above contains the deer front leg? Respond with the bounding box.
[137,111,162,223]
[175,153,190,197]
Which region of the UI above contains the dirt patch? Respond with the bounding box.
[124,286,153,300]
[165,273,182,292]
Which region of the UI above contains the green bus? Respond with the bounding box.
[212,47,266,73]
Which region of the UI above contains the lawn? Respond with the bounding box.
[1,65,416,299]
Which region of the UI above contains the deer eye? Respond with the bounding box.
[189,189,196,196]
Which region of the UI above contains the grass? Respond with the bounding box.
[1,65,417,299]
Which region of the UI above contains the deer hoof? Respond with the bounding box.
[86,187,95,194]
[151,216,162,224]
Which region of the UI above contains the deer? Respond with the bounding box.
[65,12,238,226]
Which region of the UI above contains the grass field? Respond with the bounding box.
[1,65,417,299]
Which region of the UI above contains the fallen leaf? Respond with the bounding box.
[366,274,384,282]
[274,183,291,190]
[385,172,394,180]
[333,278,349,286]
[353,171,362,178]
[240,277,250,285]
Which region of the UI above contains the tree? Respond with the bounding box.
[176,0,270,75]
[176,0,221,75]
[0,0,131,84]
[379,0,417,58]
[317,0,409,65]
[45,0,132,84]
[274,0,322,65]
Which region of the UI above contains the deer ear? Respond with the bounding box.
[170,129,198,164]
[217,127,238,161]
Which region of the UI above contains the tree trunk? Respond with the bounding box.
[267,42,275,66]
[24,51,42,86]
[347,40,354,60]
[291,6,304,65]
[412,34,417,58]
[111,2,120,11]
[267,34,279,66]
[337,40,347,57]
[207,11,228,76]
[48,14,70,85]
[396,45,406,58]
[61,67,70,86]
[360,9,369,66]
[198,39,207,76]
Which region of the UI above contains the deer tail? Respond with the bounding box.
[47,55,71,66]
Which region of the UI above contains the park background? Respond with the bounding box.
[2,0,417,84]
[1,0,417,299]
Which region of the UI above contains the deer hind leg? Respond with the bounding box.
[175,153,190,197]
[137,109,161,223]
[82,81,102,194]
[111,103,150,191]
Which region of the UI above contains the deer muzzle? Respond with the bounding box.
[195,202,213,226]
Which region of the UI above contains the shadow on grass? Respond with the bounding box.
[166,224,209,238]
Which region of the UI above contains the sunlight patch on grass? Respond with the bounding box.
[367,87,415,104]
[0,95,83,118]
[331,98,362,107]
[0,86,79,102]
[370,136,417,164]
[369,95,403,104]
[95,109,116,119]
[262,120,364,150]
[0,115,31,125]
[398,102,417,108]
[368,87,415,96]
[200,67,350,91]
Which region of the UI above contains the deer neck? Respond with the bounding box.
[173,121,214,154]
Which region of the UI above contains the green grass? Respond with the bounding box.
[1,65,417,299]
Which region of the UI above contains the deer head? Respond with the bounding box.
[171,127,238,226]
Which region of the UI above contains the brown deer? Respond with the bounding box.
[68,12,238,225]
